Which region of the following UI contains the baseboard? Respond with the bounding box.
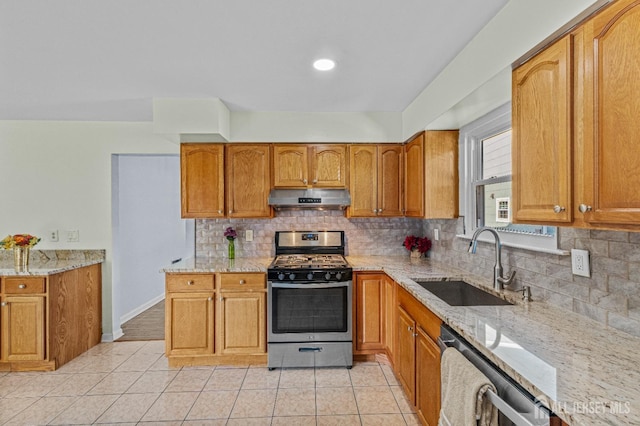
[102,328,123,342]
[120,293,165,324]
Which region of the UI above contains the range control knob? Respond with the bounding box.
[336,272,342,281]
[325,272,332,280]
[278,273,285,281]
[288,273,296,281]
[307,272,314,280]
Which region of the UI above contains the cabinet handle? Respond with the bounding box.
[579,204,593,213]
[229,209,233,215]
[553,205,566,213]
[413,333,419,337]
[239,279,246,285]
[372,209,377,213]
[302,179,308,185]
[0,302,6,307]
[218,210,223,214]
[207,297,213,301]
[377,209,383,214]
[18,284,26,289]
[187,280,195,286]
[312,179,318,184]
[219,296,224,302]
[407,326,413,332]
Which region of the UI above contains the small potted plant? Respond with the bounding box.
[403,235,432,259]
[1,234,41,270]
[224,227,237,259]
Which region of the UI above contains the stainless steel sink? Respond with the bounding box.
[413,280,513,306]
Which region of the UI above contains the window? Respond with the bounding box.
[459,103,561,253]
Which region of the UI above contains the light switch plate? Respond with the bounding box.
[66,230,80,242]
[245,230,254,242]
[571,249,591,277]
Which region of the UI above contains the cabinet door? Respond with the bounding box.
[378,145,404,217]
[218,292,266,355]
[312,145,347,187]
[383,276,396,361]
[395,305,416,404]
[349,145,378,217]
[355,273,385,352]
[273,145,309,188]
[181,144,225,218]
[424,131,459,219]
[226,145,272,218]
[165,292,215,356]
[512,35,573,223]
[580,0,640,226]
[1,296,46,361]
[404,134,424,217]
[416,325,441,426]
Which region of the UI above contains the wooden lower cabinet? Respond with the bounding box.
[0,264,102,371]
[1,295,45,362]
[396,285,442,426]
[166,292,215,356]
[218,291,266,355]
[165,272,267,367]
[354,273,386,353]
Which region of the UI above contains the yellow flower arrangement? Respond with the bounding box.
[1,234,41,249]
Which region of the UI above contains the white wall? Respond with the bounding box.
[0,121,178,338]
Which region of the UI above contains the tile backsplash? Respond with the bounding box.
[424,218,640,339]
[195,210,424,258]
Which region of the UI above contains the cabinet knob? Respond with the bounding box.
[218,210,223,214]
[302,179,308,185]
[372,209,377,213]
[18,284,26,289]
[553,205,566,213]
[239,279,246,285]
[377,209,382,214]
[207,297,213,301]
[0,302,6,307]
[579,204,593,213]
[229,209,233,215]
[187,280,195,286]
[407,326,413,332]
[312,179,318,184]
[219,296,224,302]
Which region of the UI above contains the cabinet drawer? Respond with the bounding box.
[166,274,215,292]
[3,277,46,294]
[219,273,265,290]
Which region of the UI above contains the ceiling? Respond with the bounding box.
[0,0,508,122]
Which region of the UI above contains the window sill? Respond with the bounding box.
[456,234,570,256]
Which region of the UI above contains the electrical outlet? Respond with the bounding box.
[434,229,440,241]
[571,249,591,277]
[49,229,59,242]
[245,230,254,242]
[66,230,80,242]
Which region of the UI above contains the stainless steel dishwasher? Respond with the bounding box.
[438,324,557,426]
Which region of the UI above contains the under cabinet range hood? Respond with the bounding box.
[268,188,351,210]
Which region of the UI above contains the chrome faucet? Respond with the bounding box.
[468,227,516,291]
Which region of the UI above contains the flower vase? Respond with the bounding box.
[410,249,422,259]
[228,239,235,260]
[14,246,30,271]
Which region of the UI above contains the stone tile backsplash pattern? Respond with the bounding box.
[424,218,640,339]
[196,210,424,258]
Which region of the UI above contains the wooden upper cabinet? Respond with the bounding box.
[226,144,272,218]
[349,145,403,217]
[512,35,573,224]
[578,0,640,227]
[273,144,347,188]
[272,145,308,188]
[181,144,225,218]
[404,131,458,219]
[404,134,425,217]
[312,145,347,187]
[424,131,459,218]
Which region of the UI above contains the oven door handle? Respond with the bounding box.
[270,282,349,289]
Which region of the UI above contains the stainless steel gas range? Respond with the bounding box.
[267,230,353,369]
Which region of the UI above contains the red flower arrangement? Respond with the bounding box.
[403,235,432,254]
[1,234,41,249]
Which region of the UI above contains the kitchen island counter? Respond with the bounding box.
[0,250,105,276]
[348,255,640,426]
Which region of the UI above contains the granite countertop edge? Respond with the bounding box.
[0,250,106,276]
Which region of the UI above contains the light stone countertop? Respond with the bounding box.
[162,254,640,425]
[0,250,105,276]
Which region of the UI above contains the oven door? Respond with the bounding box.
[268,280,352,343]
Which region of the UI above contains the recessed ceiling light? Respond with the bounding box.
[313,58,335,71]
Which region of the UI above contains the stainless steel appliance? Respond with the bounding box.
[438,324,556,426]
[267,230,353,369]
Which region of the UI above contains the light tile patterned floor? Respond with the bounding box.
[0,340,420,425]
